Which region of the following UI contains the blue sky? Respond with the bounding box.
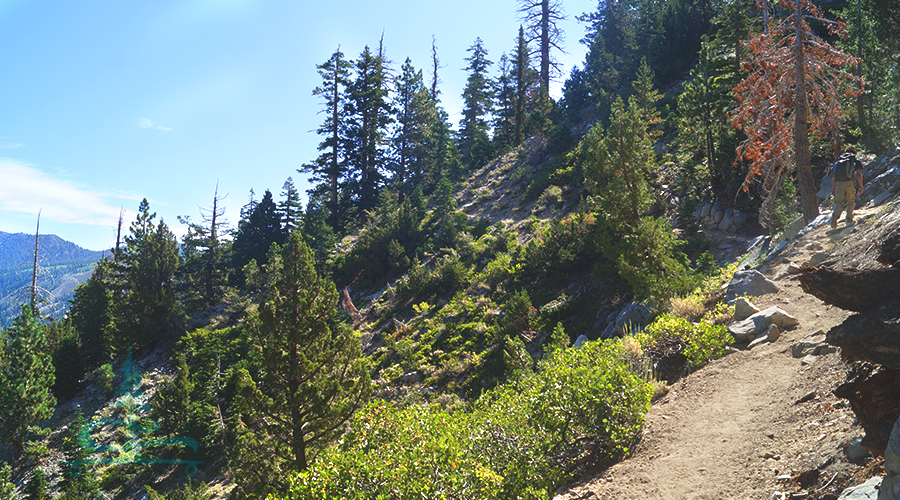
[0,0,596,251]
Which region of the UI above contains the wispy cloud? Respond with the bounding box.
[138,118,174,132]
[0,141,26,149]
[0,159,124,227]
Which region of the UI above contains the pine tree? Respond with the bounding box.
[584,96,692,298]
[677,35,741,198]
[115,199,182,349]
[232,233,371,497]
[300,195,337,269]
[24,469,47,500]
[301,48,352,227]
[69,259,115,369]
[0,305,56,456]
[345,45,393,216]
[493,53,517,151]
[178,185,229,312]
[153,352,194,435]
[50,318,85,401]
[458,37,494,170]
[60,409,101,499]
[517,0,566,93]
[390,58,432,200]
[231,190,285,270]
[732,0,863,226]
[275,177,303,238]
[513,26,537,146]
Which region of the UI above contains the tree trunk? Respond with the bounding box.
[793,6,819,222]
[540,0,550,92]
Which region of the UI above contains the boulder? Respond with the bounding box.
[724,270,780,304]
[879,417,900,500]
[748,324,780,350]
[728,307,798,343]
[768,240,788,259]
[837,476,882,500]
[818,173,834,201]
[711,205,724,225]
[574,334,590,347]
[601,321,617,340]
[766,323,781,342]
[860,166,900,205]
[802,251,830,267]
[400,371,423,384]
[787,263,803,275]
[791,331,836,358]
[615,304,651,335]
[796,214,832,239]
[784,216,807,240]
[874,190,898,206]
[827,296,900,369]
[846,436,870,463]
[733,297,761,322]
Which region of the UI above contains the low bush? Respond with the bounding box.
[279,340,651,499]
[638,314,733,368]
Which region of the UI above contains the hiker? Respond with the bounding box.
[831,146,864,228]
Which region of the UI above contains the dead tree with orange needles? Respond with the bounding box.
[731,0,863,227]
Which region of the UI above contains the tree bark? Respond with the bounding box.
[793,6,819,222]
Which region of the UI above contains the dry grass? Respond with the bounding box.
[667,295,706,322]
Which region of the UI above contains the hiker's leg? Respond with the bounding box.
[832,188,845,227]
[846,186,856,223]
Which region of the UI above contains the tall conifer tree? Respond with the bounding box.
[459,37,494,170]
[0,305,56,456]
[115,199,181,348]
[301,48,352,226]
[232,233,371,497]
[346,45,393,216]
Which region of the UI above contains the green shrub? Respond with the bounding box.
[280,340,651,499]
[639,314,733,368]
[98,363,115,397]
[25,469,48,500]
[145,481,212,500]
[0,463,15,500]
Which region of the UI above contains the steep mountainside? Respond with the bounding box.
[0,232,106,328]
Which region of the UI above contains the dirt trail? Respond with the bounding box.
[557,211,881,500]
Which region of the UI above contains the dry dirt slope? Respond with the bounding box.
[556,208,889,500]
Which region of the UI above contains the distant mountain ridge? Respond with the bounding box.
[0,231,106,329]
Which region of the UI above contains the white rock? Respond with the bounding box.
[725,270,780,304]
[837,476,882,499]
[615,304,651,335]
[574,334,589,347]
[784,217,807,240]
[879,416,900,500]
[846,436,869,463]
[728,307,798,343]
[733,297,761,322]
